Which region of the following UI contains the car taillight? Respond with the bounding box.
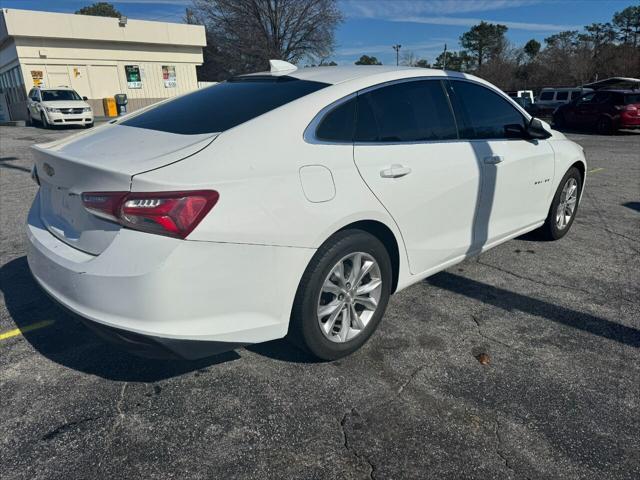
[81,190,219,238]
[615,104,639,112]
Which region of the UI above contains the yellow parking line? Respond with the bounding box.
[589,167,604,174]
[0,320,55,341]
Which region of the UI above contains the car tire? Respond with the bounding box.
[596,116,614,135]
[537,167,582,241]
[85,122,94,129]
[288,229,392,360]
[40,113,50,129]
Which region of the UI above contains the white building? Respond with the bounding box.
[0,8,206,120]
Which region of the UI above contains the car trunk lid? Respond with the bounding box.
[32,124,217,255]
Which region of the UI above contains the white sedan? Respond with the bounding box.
[26,62,586,360]
[27,87,94,128]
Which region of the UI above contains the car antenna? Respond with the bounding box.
[269,59,297,73]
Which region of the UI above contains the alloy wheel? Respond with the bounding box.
[316,252,382,343]
[556,177,578,230]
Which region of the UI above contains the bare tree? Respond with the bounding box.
[187,0,343,80]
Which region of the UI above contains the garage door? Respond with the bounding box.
[89,65,121,98]
[46,65,71,88]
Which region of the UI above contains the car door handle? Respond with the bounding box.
[483,155,504,165]
[380,164,412,178]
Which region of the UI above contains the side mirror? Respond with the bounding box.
[527,117,551,139]
[82,96,88,101]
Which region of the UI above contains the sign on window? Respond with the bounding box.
[162,65,176,88]
[125,65,142,89]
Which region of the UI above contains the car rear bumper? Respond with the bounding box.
[26,195,314,358]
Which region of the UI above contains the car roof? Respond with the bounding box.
[600,89,639,93]
[37,86,75,91]
[239,65,453,85]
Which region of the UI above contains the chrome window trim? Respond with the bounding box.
[303,92,357,145]
[303,75,533,146]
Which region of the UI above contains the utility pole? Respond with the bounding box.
[392,44,402,66]
[442,43,447,70]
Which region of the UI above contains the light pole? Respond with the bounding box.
[442,43,447,70]
[392,44,402,66]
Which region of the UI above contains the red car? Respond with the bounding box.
[553,89,640,134]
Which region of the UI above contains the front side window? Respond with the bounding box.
[556,91,569,101]
[41,90,82,101]
[122,76,329,135]
[571,91,583,100]
[447,80,527,139]
[354,80,458,142]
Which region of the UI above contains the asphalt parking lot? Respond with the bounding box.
[1,124,639,480]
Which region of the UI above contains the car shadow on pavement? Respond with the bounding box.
[0,156,31,173]
[427,271,640,348]
[622,201,640,213]
[0,256,240,382]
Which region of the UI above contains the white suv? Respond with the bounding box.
[27,87,94,128]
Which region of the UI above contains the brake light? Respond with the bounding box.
[81,190,219,238]
[614,104,639,112]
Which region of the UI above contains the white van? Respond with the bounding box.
[536,87,592,107]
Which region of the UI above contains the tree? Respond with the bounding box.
[433,50,472,72]
[355,55,382,65]
[400,51,429,67]
[75,2,122,17]
[613,5,640,46]
[460,21,508,70]
[188,0,343,80]
[523,39,541,61]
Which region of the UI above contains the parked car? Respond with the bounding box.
[507,90,534,104]
[27,63,586,361]
[26,87,93,128]
[553,89,640,134]
[535,87,593,116]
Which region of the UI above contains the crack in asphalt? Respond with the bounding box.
[492,417,532,480]
[337,367,429,479]
[476,259,633,305]
[109,382,128,437]
[470,315,516,350]
[340,409,377,480]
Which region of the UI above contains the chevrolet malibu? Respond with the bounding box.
[27,62,586,360]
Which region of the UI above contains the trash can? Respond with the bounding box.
[114,94,128,116]
[102,97,117,117]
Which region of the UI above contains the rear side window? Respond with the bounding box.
[447,80,527,139]
[539,91,555,100]
[122,76,329,135]
[556,91,569,101]
[315,97,356,142]
[354,80,457,142]
[624,94,640,104]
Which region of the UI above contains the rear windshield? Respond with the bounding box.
[42,90,82,101]
[624,93,640,104]
[122,76,329,135]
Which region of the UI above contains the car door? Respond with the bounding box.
[352,79,482,275]
[574,92,603,126]
[27,89,38,119]
[445,79,555,248]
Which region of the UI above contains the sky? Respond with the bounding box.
[1,0,635,65]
